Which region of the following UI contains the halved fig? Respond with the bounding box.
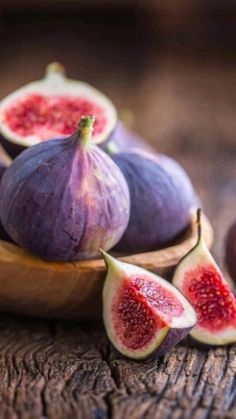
[101,251,197,360]
[0,63,117,157]
[173,209,236,346]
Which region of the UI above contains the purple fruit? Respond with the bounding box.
[111,151,199,253]
[155,153,200,208]
[0,116,130,261]
[108,122,154,153]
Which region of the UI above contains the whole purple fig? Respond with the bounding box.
[0,116,130,261]
[111,151,198,254]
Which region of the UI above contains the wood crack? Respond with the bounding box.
[0,315,235,418]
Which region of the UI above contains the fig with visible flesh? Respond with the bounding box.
[225,221,236,283]
[0,115,130,261]
[0,63,117,157]
[173,209,236,345]
[110,150,198,253]
[101,251,197,359]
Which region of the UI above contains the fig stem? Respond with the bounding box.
[46,62,65,77]
[196,208,202,245]
[79,115,95,149]
[100,249,124,277]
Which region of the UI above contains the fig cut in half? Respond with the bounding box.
[0,63,117,157]
[173,209,236,346]
[102,251,196,360]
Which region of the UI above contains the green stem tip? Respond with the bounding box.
[46,62,65,77]
[100,249,123,276]
[79,115,96,148]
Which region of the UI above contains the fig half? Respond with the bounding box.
[102,251,197,360]
[173,209,236,346]
[0,63,117,157]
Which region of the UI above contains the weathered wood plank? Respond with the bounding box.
[0,315,234,418]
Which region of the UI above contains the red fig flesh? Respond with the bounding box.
[102,251,197,360]
[173,209,236,345]
[0,63,117,157]
[0,116,130,261]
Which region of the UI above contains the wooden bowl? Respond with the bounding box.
[0,213,213,320]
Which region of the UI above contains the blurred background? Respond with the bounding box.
[0,0,236,271]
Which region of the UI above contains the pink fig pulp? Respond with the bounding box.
[0,63,117,157]
[173,209,236,345]
[102,251,197,360]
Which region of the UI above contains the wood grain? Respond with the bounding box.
[0,315,234,419]
[0,213,213,320]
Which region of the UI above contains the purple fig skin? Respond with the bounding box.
[0,117,130,261]
[113,326,193,361]
[0,161,14,243]
[155,153,200,209]
[114,326,194,361]
[107,122,154,153]
[112,152,198,254]
[225,222,236,283]
[150,326,192,358]
[1,121,153,159]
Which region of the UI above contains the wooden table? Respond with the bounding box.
[0,11,236,418]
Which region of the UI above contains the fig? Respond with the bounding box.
[155,153,200,207]
[111,150,198,254]
[101,251,197,360]
[0,115,130,261]
[108,122,154,153]
[173,209,236,346]
[225,221,236,283]
[0,63,117,157]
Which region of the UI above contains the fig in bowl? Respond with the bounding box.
[110,149,199,254]
[0,115,130,261]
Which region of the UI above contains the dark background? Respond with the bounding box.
[0,0,236,274]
